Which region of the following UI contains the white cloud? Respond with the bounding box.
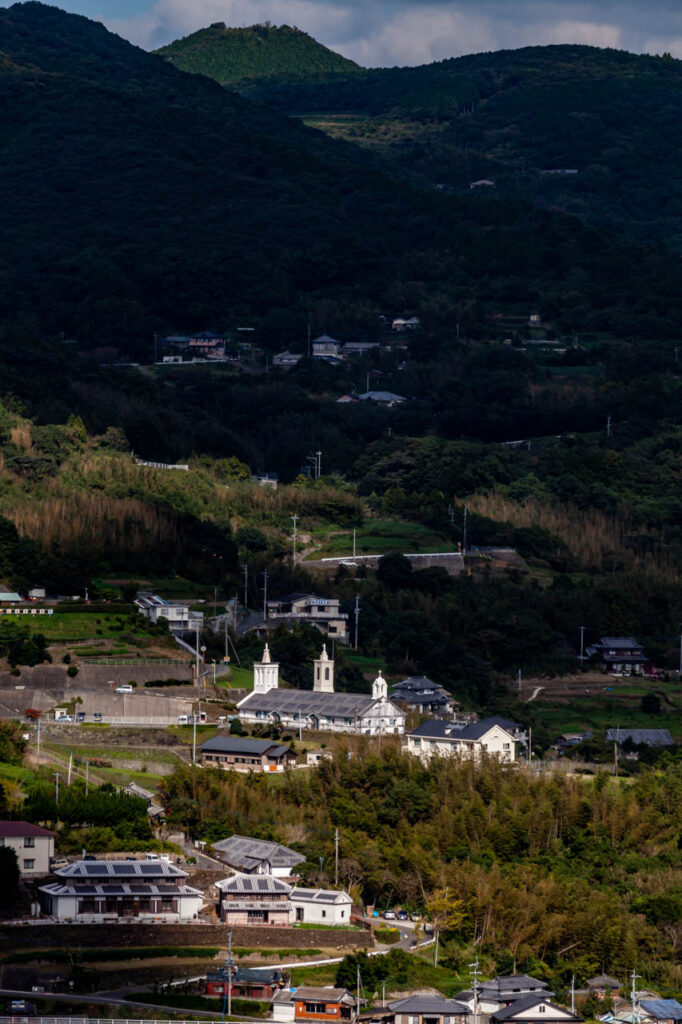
[345,6,496,66]
[105,0,354,51]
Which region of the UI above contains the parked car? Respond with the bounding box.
[8,1000,35,1015]
[177,714,189,725]
[397,910,408,920]
[410,912,422,921]
[76,711,85,722]
[93,711,102,721]
[115,684,133,693]
[384,909,396,919]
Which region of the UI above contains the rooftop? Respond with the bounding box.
[389,996,470,1014]
[239,689,398,717]
[211,834,305,870]
[492,996,576,1022]
[294,988,356,1005]
[605,728,673,747]
[640,1000,682,1020]
[200,736,292,758]
[291,887,351,903]
[217,874,292,894]
[56,860,187,879]
[0,821,54,838]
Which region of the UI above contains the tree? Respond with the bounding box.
[0,846,19,910]
[425,887,465,966]
[641,692,661,714]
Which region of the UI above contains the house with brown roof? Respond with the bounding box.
[0,821,54,876]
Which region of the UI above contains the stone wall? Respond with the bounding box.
[0,923,372,951]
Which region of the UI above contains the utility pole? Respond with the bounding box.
[579,624,585,667]
[316,450,322,479]
[85,759,89,797]
[262,569,268,621]
[354,595,360,650]
[463,505,468,556]
[517,669,522,695]
[679,631,682,676]
[36,716,41,768]
[470,959,479,1024]
[192,713,197,764]
[195,621,201,684]
[153,332,158,364]
[242,563,248,608]
[614,739,619,777]
[214,586,217,618]
[631,970,641,1024]
[307,323,311,358]
[334,827,339,887]
[571,976,575,1015]
[291,514,298,564]
[221,929,234,1020]
[447,505,455,528]
[67,753,72,787]
[54,772,60,805]
[352,528,356,560]
[225,608,229,662]
[606,414,612,438]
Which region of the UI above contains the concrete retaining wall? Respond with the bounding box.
[0,924,372,951]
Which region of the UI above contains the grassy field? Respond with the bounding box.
[15,612,170,642]
[219,665,253,689]
[305,519,452,560]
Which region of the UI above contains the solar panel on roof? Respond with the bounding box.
[86,863,109,874]
[112,863,131,874]
[129,884,150,893]
[139,862,160,874]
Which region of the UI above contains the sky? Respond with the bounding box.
[4,0,682,66]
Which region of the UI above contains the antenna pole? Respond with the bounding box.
[354,595,360,650]
[291,514,298,564]
[334,827,339,886]
[262,569,268,621]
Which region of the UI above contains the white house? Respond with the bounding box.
[290,887,352,926]
[405,716,519,763]
[135,592,203,633]
[40,858,203,921]
[0,821,54,876]
[456,976,553,1015]
[490,996,582,1024]
[266,594,348,642]
[238,650,405,736]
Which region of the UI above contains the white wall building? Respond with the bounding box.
[238,650,405,736]
[291,887,352,926]
[405,717,519,763]
[135,592,203,632]
[0,821,54,876]
[40,859,203,921]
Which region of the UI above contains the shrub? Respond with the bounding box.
[67,665,78,677]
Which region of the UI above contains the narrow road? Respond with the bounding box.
[526,685,545,702]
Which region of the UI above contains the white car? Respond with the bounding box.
[384,909,396,919]
[115,684,133,694]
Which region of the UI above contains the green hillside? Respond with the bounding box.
[241,44,682,248]
[154,22,359,85]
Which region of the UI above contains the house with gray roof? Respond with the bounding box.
[389,995,470,1024]
[218,873,292,927]
[491,995,581,1024]
[40,858,203,922]
[405,716,520,764]
[585,637,648,675]
[456,975,552,1014]
[391,676,457,715]
[605,728,673,748]
[199,735,297,773]
[290,887,352,926]
[211,834,305,877]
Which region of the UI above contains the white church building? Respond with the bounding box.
[237,644,406,736]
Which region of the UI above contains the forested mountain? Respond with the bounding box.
[236,44,682,248]
[0,4,680,349]
[155,22,358,85]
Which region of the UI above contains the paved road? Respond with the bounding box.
[0,987,263,1020]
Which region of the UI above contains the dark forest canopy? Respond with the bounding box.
[0,5,681,348]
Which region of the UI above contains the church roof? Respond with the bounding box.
[239,689,402,718]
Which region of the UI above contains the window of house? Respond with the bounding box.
[23,859,35,870]
[503,743,510,750]
[24,837,35,848]
[304,1003,328,1014]
[538,1006,546,1013]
